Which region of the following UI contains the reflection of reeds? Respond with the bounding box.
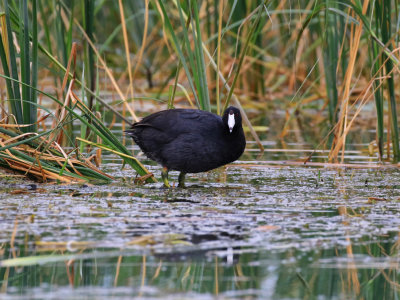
[139,255,146,297]
[214,256,219,295]
[338,206,360,296]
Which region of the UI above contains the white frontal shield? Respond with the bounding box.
[228,113,235,133]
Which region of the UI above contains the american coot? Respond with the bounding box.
[125,106,246,187]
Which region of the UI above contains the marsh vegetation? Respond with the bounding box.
[1,0,400,299]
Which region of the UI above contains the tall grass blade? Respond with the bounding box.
[190,0,210,111]
[223,0,265,112]
[30,0,38,132]
[20,0,32,132]
[3,0,22,123]
[174,0,200,108]
[323,3,339,140]
[66,0,74,62]
[80,63,87,154]
[0,15,15,112]
[216,0,223,115]
[370,47,384,160]
[55,2,66,65]
[118,0,134,104]
[370,3,384,160]
[84,0,95,109]
[380,0,399,161]
[37,0,52,53]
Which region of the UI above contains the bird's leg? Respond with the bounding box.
[178,172,186,188]
[161,167,171,188]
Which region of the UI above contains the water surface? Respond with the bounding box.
[1,144,399,299]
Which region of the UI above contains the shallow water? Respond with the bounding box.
[1,144,400,299]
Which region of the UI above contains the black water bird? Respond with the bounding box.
[125,106,246,187]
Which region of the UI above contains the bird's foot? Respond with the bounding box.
[178,172,186,188]
[162,179,171,188]
[177,182,185,188]
[161,167,171,188]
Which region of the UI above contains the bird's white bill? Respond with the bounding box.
[228,113,235,133]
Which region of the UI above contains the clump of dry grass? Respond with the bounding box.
[0,127,112,183]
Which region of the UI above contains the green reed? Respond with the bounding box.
[0,0,38,132]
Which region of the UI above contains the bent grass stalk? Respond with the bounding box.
[118,0,135,102]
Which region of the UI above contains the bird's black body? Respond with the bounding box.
[125,106,246,185]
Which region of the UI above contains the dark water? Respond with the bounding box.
[1,143,400,299]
